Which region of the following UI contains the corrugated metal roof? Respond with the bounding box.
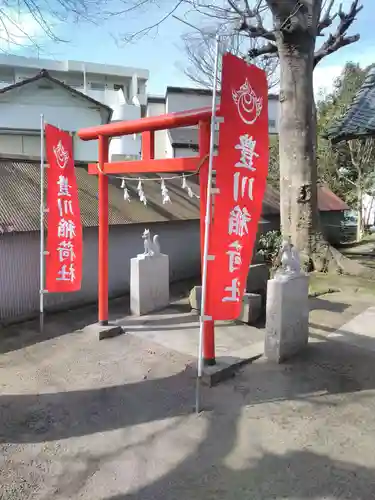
[317,184,350,211]
[327,67,375,143]
[0,160,201,232]
[0,160,348,234]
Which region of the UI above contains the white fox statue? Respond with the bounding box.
[142,229,161,257]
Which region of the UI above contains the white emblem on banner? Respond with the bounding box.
[53,140,70,169]
[232,79,262,125]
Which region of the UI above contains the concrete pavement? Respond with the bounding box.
[1,291,375,499]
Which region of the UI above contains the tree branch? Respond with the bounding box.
[248,42,278,58]
[314,0,363,67]
[235,0,276,42]
[317,0,336,34]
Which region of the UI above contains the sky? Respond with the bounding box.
[1,0,375,96]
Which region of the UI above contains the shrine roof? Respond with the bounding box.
[326,67,375,143]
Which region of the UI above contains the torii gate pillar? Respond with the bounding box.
[79,108,216,365]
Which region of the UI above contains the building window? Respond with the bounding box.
[91,82,105,90]
[269,119,276,128]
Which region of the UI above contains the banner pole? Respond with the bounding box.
[196,34,221,414]
[39,114,45,333]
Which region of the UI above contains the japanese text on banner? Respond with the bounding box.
[45,125,83,293]
[206,53,269,320]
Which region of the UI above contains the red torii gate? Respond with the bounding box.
[78,106,218,365]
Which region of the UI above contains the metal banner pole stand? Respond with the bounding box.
[39,114,46,333]
[196,35,221,415]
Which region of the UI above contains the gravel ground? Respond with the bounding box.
[1,296,375,499]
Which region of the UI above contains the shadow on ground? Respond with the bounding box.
[0,278,198,355]
[2,335,375,498]
[0,367,196,444]
[2,338,375,441]
[103,341,375,499]
[309,296,350,313]
[107,448,375,499]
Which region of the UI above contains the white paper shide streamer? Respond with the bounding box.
[121,178,131,202]
[160,178,171,204]
[182,174,199,199]
[137,179,147,205]
[117,174,200,205]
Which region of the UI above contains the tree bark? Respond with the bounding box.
[277,31,319,263]
[264,1,374,277]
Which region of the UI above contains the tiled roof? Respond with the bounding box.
[263,184,348,213]
[327,67,375,144]
[0,160,347,234]
[0,69,113,120]
[317,184,350,211]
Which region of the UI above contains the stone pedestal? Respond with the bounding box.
[130,253,169,315]
[238,293,262,325]
[265,273,309,363]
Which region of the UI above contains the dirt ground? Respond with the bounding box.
[1,288,375,499]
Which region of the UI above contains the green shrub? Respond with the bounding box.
[256,230,282,264]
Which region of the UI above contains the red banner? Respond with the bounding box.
[206,53,269,320]
[45,124,83,292]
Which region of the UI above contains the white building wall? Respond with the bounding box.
[166,92,211,118]
[109,102,142,161]
[0,54,148,161]
[166,91,279,131]
[152,91,279,160]
[0,53,149,105]
[0,133,97,163]
[0,102,102,131]
[0,82,109,162]
[147,100,168,160]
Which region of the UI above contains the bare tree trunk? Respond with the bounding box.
[277,32,319,266]
[275,30,367,275]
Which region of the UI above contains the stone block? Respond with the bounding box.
[237,293,262,325]
[246,263,269,295]
[190,287,262,325]
[189,285,202,311]
[130,254,169,315]
[265,273,309,363]
[85,323,123,341]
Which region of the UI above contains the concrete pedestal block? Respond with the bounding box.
[189,285,202,311]
[130,254,169,315]
[265,273,309,363]
[190,287,262,325]
[238,293,262,325]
